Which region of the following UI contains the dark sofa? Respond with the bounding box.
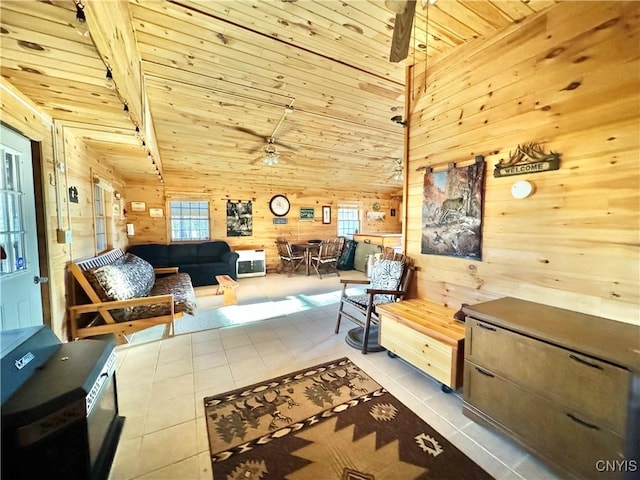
[128,241,239,287]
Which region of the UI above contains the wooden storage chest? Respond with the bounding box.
[377,299,465,390]
[463,297,640,480]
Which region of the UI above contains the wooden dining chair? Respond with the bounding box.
[309,238,342,279]
[275,237,305,276]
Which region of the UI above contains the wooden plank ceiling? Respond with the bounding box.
[0,0,552,194]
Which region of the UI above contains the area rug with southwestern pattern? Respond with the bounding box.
[204,357,492,479]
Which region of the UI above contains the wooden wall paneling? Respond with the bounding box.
[405,1,640,325]
[124,185,402,273]
[0,79,68,339]
[1,78,130,340]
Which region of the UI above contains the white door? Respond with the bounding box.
[0,125,43,330]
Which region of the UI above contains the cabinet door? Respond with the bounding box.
[464,361,625,480]
[465,319,629,434]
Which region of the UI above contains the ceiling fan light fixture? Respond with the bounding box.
[263,155,278,166]
[392,171,404,181]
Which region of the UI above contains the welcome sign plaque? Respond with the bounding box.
[494,143,561,178]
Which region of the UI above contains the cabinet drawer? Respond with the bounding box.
[381,316,455,387]
[465,319,629,434]
[464,361,625,480]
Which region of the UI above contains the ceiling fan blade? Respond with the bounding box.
[247,143,264,154]
[232,126,265,140]
[389,0,416,62]
[273,139,298,151]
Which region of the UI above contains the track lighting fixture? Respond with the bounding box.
[134,125,142,140]
[390,115,407,127]
[122,103,129,119]
[105,67,114,89]
[74,1,89,36]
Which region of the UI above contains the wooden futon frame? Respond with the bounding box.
[68,248,183,343]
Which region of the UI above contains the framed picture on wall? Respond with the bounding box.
[322,205,331,224]
[300,207,314,220]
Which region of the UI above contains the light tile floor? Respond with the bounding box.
[109,272,560,480]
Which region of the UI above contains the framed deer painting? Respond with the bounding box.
[421,159,485,259]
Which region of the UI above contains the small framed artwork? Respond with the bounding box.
[149,208,164,218]
[322,205,331,224]
[131,201,146,212]
[300,207,315,220]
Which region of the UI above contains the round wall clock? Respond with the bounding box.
[269,194,290,216]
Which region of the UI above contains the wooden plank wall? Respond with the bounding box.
[1,79,129,340]
[405,1,639,325]
[124,186,402,272]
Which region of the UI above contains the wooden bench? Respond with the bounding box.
[68,248,196,343]
[377,298,466,392]
[215,275,239,306]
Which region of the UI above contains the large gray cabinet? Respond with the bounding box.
[462,297,640,480]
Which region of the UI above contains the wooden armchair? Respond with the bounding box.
[335,251,415,353]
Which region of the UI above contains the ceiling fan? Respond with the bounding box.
[386,0,436,63]
[384,158,404,181]
[250,138,296,166]
[234,101,297,165]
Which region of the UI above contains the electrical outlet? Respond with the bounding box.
[56,229,72,244]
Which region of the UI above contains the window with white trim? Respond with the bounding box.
[337,204,360,239]
[0,146,27,274]
[170,200,210,241]
[93,183,108,252]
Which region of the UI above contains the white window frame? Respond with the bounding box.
[337,204,361,239]
[170,200,210,241]
[0,146,27,275]
[93,183,108,253]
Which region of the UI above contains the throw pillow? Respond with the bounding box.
[369,259,404,303]
[122,253,155,296]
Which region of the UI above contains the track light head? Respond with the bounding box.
[390,115,407,127]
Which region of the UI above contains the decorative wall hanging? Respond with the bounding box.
[149,208,164,218]
[68,186,79,203]
[493,142,560,177]
[322,206,331,224]
[366,211,386,222]
[131,201,146,211]
[300,207,314,220]
[273,217,288,225]
[421,157,486,260]
[227,200,253,237]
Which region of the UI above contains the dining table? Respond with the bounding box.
[291,242,321,276]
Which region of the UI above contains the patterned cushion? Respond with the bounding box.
[84,253,155,302]
[82,252,197,323]
[119,273,198,322]
[369,259,404,303]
